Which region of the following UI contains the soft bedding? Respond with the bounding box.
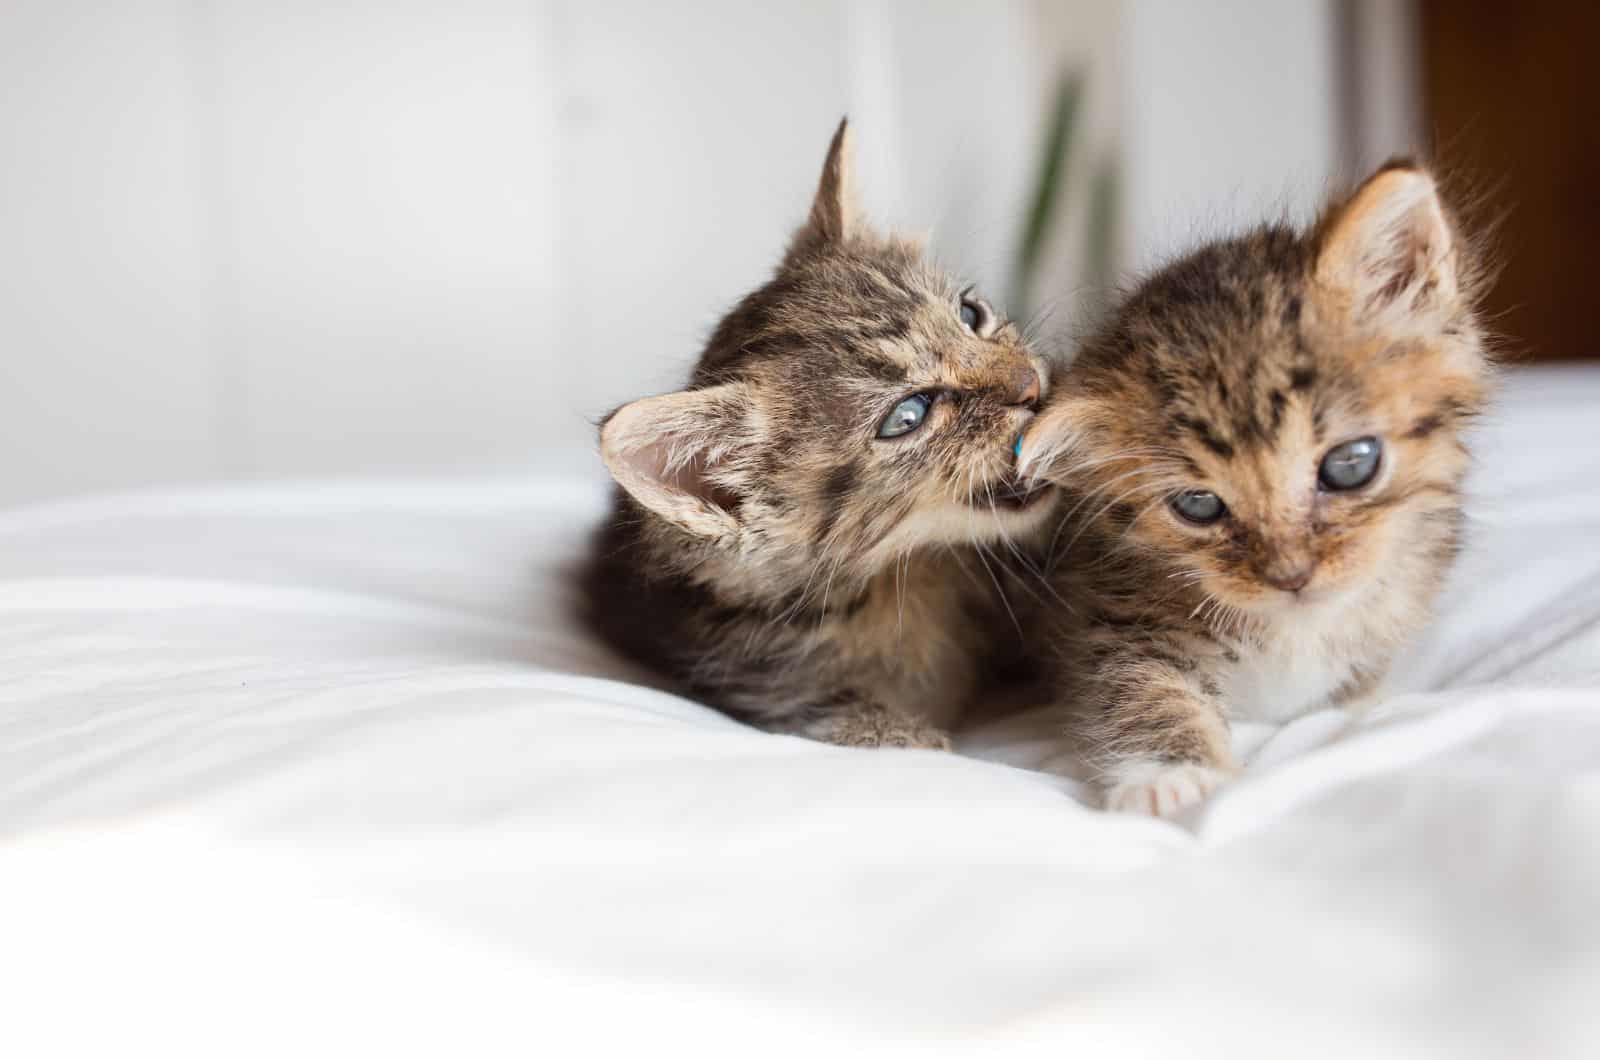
[2,366,1598,1057]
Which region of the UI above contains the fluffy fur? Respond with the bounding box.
[1018,161,1494,814]
[582,120,1058,748]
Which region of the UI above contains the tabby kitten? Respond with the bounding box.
[583,120,1057,749]
[1018,161,1492,814]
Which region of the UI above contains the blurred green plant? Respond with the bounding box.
[1009,69,1118,326]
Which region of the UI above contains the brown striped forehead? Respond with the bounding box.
[693,237,1038,421]
[1082,225,1355,461]
[694,239,953,384]
[1086,219,1492,472]
[1076,239,1488,513]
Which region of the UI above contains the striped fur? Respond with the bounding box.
[1019,162,1495,813]
[583,120,1058,748]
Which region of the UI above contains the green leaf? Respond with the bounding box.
[1010,70,1083,322]
[1082,154,1119,317]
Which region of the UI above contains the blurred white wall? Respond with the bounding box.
[0,0,1343,507]
[1121,0,1340,274]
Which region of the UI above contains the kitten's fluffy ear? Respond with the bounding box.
[599,384,751,543]
[1313,162,1461,325]
[790,117,858,251]
[1015,392,1106,484]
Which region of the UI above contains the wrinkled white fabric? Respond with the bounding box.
[1,368,1597,1058]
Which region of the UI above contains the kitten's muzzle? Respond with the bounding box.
[972,476,1056,511]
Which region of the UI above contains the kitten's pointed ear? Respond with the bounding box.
[599,384,751,543]
[791,117,858,251]
[1313,162,1461,323]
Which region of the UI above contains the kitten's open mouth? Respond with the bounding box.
[969,477,1057,512]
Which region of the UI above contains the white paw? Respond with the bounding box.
[1102,760,1231,817]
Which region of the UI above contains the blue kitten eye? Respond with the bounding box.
[877,393,932,439]
[1318,436,1382,491]
[959,295,992,334]
[1171,489,1227,525]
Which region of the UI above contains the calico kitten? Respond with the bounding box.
[1017,161,1492,814]
[582,120,1057,749]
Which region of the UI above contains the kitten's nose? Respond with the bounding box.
[1004,364,1041,408]
[1262,561,1317,593]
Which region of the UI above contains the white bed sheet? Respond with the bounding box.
[2,367,1599,1057]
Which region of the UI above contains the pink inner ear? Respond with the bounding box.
[622,439,741,514]
[1321,169,1455,315]
[1368,219,1426,305]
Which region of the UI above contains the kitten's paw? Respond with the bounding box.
[850,718,952,751]
[883,725,954,751]
[815,708,952,750]
[1102,760,1230,817]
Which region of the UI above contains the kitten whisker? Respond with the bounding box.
[990,513,1071,610]
[814,547,849,632]
[1100,494,1174,557]
[1046,478,1155,565]
[1056,481,1169,564]
[895,547,909,642]
[973,538,1023,639]
[1055,466,1170,530]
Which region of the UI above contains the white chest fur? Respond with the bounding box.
[1215,609,1364,724]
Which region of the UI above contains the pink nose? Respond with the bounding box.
[1262,562,1316,593]
[1006,364,1040,408]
